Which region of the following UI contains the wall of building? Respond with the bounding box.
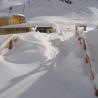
[0,15,26,27]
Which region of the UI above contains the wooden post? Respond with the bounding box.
[9,40,12,49]
[79,38,86,50]
[9,6,13,13]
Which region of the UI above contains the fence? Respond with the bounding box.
[75,25,98,96]
[0,34,18,55]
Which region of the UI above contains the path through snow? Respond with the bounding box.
[0,28,96,98]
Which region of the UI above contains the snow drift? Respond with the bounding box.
[0,29,96,98]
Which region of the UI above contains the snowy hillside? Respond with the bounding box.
[0,0,98,24]
[0,0,25,10]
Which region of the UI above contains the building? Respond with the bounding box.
[0,14,31,35]
[0,14,26,26]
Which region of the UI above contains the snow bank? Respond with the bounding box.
[84,29,98,90]
[85,29,98,73]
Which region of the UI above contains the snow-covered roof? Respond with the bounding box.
[0,22,56,29]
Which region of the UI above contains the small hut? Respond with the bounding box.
[0,14,31,35]
[0,14,26,27]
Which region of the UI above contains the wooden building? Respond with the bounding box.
[0,14,26,27]
[0,15,56,34]
[0,14,31,35]
[0,34,18,55]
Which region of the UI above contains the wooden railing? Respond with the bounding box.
[75,26,98,96]
[0,34,18,55]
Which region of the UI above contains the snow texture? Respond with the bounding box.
[0,0,98,98]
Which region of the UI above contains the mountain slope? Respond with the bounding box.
[0,0,98,24]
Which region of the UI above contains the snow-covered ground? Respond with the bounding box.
[0,0,98,98]
[0,21,96,98]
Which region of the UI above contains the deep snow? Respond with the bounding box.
[0,27,96,98]
[0,0,98,98]
[83,29,98,89]
[1,0,98,24]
